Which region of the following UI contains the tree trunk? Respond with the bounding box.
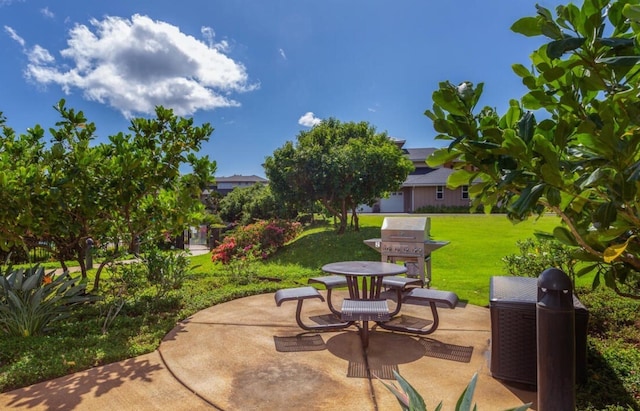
[337,200,348,234]
[351,206,360,231]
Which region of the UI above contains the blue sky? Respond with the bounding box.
[1,0,564,178]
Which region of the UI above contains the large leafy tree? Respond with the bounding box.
[0,100,216,284]
[425,1,640,298]
[218,184,297,225]
[264,118,413,234]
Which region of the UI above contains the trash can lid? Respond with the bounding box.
[538,268,572,292]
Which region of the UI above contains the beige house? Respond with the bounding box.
[360,145,470,213]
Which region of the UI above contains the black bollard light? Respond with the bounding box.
[537,268,575,411]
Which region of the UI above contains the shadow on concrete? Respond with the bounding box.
[1,357,163,410]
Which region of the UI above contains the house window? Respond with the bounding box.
[461,185,469,200]
[436,185,444,200]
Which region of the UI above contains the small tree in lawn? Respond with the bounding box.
[264,118,413,234]
[425,1,640,298]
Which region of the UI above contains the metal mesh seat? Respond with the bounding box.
[340,299,390,322]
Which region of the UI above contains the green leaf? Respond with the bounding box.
[596,56,640,66]
[576,264,598,277]
[512,63,531,78]
[426,148,460,167]
[505,100,522,129]
[545,186,561,207]
[598,37,635,48]
[432,87,467,117]
[540,163,564,187]
[536,4,554,21]
[511,17,543,36]
[502,129,528,158]
[541,21,564,40]
[580,168,608,190]
[553,226,578,246]
[510,184,545,216]
[546,37,586,59]
[21,273,40,292]
[448,169,477,188]
[455,372,478,411]
[622,4,640,22]
[594,201,617,228]
[518,112,535,144]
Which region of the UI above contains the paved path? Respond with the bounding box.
[0,289,537,410]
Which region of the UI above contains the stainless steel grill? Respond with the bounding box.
[364,216,448,286]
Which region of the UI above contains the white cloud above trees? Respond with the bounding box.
[6,14,257,118]
[298,111,321,127]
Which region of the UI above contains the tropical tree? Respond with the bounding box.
[98,106,215,254]
[0,100,216,286]
[264,118,413,234]
[425,0,640,298]
[218,183,297,224]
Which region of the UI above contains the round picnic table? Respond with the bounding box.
[321,261,407,300]
[321,261,407,349]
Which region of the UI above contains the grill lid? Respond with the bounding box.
[381,217,428,242]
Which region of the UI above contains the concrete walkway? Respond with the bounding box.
[0,289,537,410]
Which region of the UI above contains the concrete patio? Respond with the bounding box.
[0,290,537,410]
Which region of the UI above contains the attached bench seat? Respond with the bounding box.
[275,286,324,306]
[274,286,350,331]
[308,275,348,289]
[403,288,458,308]
[378,287,459,335]
[382,276,423,290]
[308,275,348,316]
[340,299,390,322]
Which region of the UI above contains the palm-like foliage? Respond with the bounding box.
[0,264,95,337]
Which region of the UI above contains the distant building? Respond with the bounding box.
[206,174,268,196]
[206,142,468,214]
[359,141,470,213]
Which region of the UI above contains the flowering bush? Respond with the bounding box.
[211,219,302,264]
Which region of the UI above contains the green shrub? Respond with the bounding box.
[99,261,147,334]
[502,237,577,283]
[142,247,195,298]
[0,265,95,337]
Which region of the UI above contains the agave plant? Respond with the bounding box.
[0,264,96,337]
[381,371,531,411]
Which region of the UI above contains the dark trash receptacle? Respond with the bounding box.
[489,276,588,388]
[537,268,576,411]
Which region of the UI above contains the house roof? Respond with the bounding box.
[402,167,453,187]
[215,175,268,183]
[405,148,437,163]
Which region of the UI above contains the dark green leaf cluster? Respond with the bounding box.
[425,1,640,298]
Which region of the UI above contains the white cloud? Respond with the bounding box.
[29,45,55,64]
[4,25,25,47]
[0,0,24,7]
[40,7,54,18]
[200,26,229,52]
[21,14,258,117]
[279,48,286,60]
[298,112,321,127]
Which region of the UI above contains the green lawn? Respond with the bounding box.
[1,213,639,410]
[250,213,563,306]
